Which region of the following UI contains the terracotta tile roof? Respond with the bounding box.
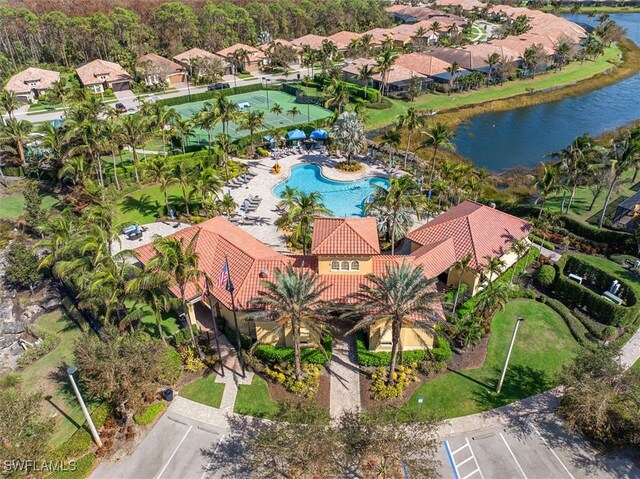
[291,34,327,49]
[311,217,381,255]
[364,28,395,43]
[406,201,530,270]
[411,238,457,278]
[462,43,521,64]
[138,53,184,74]
[327,31,363,49]
[76,59,131,86]
[5,67,60,95]
[428,47,487,71]
[216,43,266,61]
[385,5,467,25]
[434,0,484,9]
[173,48,221,64]
[396,53,461,77]
[343,58,429,84]
[259,39,300,52]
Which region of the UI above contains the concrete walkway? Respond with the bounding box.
[213,334,253,417]
[327,335,361,418]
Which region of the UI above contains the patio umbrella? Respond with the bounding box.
[50,119,64,129]
[287,129,307,141]
[309,129,328,140]
[263,135,275,144]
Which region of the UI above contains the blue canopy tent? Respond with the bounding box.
[263,135,276,148]
[287,129,306,145]
[309,128,328,149]
[50,119,64,129]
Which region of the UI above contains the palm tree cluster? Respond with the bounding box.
[276,187,331,254]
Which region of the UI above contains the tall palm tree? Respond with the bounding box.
[551,133,595,214]
[249,266,330,381]
[452,254,473,314]
[270,103,283,118]
[0,118,32,166]
[509,238,530,284]
[374,46,399,99]
[172,162,195,216]
[485,52,501,84]
[476,282,509,319]
[37,213,75,282]
[213,133,235,180]
[197,100,220,149]
[119,113,150,183]
[323,79,350,113]
[143,156,175,216]
[218,193,237,218]
[172,117,194,154]
[279,191,331,255]
[0,90,19,120]
[445,61,460,95]
[239,110,265,156]
[429,21,442,40]
[151,104,180,154]
[39,121,67,172]
[421,122,456,188]
[147,232,203,352]
[196,167,222,217]
[65,116,108,187]
[287,106,301,123]
[533,163,568,218]
[482,255,506,288]
[396,107,425,168]
[331,111,365,166]
[301,45,317,77]
[215,94,239,135]
[365,175,423,255]
[356,64,374,100]
[345,262,442,384]
[381,128,401,166]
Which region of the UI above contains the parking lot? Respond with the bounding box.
[437,418,639,479]
[91,413,227,479]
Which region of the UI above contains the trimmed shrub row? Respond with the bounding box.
[48,453,96,479]
[133,402,166,426]
[529,234,556,250]
[553,255,639,326]
[254,336,333,366]
[355,334,451,367]
[561,216,634,253]
[571,307,611,341]
[540,296,591,347]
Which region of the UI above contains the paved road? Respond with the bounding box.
[91,412,228,479]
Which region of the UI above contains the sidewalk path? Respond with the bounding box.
[328,335,361,418]
[213,334,253,417]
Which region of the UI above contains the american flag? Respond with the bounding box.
[216,263,229,289]
[201,282,209,302]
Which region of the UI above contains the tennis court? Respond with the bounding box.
[172,90,333,143]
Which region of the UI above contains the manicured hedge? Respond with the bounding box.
[157,83,279,108]
[133,402,166,426]
[561,216,634,252]
[47,453,96,479]
[54,403,110,460]
[553,255,639,326]
[529,234,556,250]
[355,334,450,367]
[610,254,640,266]
[541,296,591,347]
[254,336,333,366]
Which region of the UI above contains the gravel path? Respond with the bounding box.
[328,335,361,419]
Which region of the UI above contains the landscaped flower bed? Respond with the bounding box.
[264,363,321,397]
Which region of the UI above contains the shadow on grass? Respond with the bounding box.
[119,194,160,220]
[472,364,551,411]
[448,369,493,390]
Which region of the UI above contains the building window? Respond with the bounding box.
[351,260,360,271]
[341,261,350,270]
[330,259,363,271]
[331,260,340,271]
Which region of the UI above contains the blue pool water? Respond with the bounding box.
[273,164,389,217]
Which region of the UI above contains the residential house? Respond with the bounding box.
[216,43,268,73]
[173,48,224,76]
[343,58,431,94]
[395,52,470,83]
[406,200,530,295]
[613,191,640,231]
[76,59,132,93]
[385,5,467,26]
[4,67,60,103]
[428,47,489,72]
[291,34,328,51]
[327,31,363,52]
[137,53,186,86]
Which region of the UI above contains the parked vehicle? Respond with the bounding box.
[207,82,230,91]
[115,102,127,113]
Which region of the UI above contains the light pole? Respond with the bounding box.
[66,366,102,448]
[417,395,424,416]
[265,78,270,108]
[496,317,524,394]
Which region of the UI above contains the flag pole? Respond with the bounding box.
[205,276,224,377]
[225,254,246,377]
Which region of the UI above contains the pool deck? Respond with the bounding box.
[225,153,393,251]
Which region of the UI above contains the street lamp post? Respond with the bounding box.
[66,366,102,448]
[496,317,525,394]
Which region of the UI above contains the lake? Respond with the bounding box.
[453,13,640,171]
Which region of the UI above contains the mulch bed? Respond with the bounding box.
[265,370,331,411]
[448,335,490,372]
[359,369,428,413]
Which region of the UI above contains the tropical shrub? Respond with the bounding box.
[529,234,556,250]
[355,334,450,366]
[264,363,321,397]
[133,402,166,426]
[364,98,393,110]
[179,346,205,372]
[370,365,418,400]
[256,147,270,157]
[17,328,59,367]
[254,336,333,366]
[172,325,200,346]
[535,265,556,287]
[159,349,183,384]
[335,160,363,172]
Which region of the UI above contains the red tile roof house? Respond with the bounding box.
[406,201,530,296]
[342,58,431,94]
[137,53,186,86]
[291,34,328,51]
[172,48,225,77]
[134,215,457,353]
[216,43,268,73]
[76,59,132,93]
[5,67,60,103]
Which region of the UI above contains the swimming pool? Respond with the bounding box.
[273,164,389,217]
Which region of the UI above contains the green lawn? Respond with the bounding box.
[0,194,61,220]
[179,373,225,408]
[364,44,620,130]
[631,360,640,372]
[117,183,189,224]
[234,375,280,418]
[400,299,579,421]
[18,310,101,448]
[566,254,640,297]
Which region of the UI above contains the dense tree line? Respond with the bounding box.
[0,0,392,77]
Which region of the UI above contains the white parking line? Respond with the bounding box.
[155,425,193,479]
[529,423,576,479]
[500,432,529,479]
[201,434,225,479]
[446,438,485,479]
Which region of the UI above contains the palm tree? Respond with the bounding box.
[215,94,239,135]
[323,79,350,113]
[147,232,203,352]
[429,21,442,40]
[598,127,640,229]
[195,167,222,217]
[213,133,235,180]
[287,106,301,123]
[0,90,19,119]
[143,156,175,216]
[554,39,572,70]
[197,100,220,148]
[119,113,150,183]
[0,118,32,166]
[476,282,509,319]
[65,116,108,187]
[551,134,595,214]
[381,128,401,166]
[301,46,317,77]
[445,61,460,95]
[279,191,331,255]
[270,103,283,118]
[172,117,194,154]
[533,163,568,218]
[485,52,501,84]
[39,121,67,172]
[331,111,365,166]
[37,213,75,282]
[172,162,195,216]
[345,262,442,384]
[47,79,69,109]
[218,193,237,218]
[482,255,506,288]
[151,104,180,154]
[365,175,423,255]
[509,238,530,284]
[421,122,456,188]
[396,107,425,168]
[452,254,473,314]
[356,64,374,100]
[374,46,399,99]
[249,266,330,381]
[239,110,265,156]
